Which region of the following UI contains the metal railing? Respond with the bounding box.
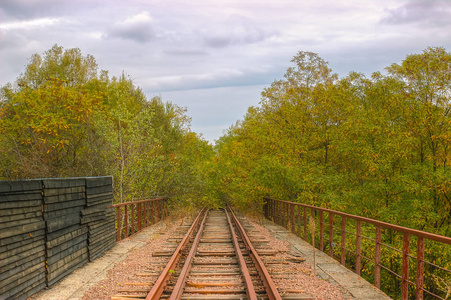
[111,197,168,241]
[264,197,451,300]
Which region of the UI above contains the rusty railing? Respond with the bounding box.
[111,197,168,241]
[264,197,451,300]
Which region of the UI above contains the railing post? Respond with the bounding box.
[297,205,302,237]
[284,202,286,227]
[341,216,346,266]
[275,200,278,224]
[151,201,154,224]
[264,199,268,218]
[285,202,289,228]
[267,199,270,219]
[273,199,276,222]
[402,233,410,300]
[116,207,122,241]
[356,220,361,275]
[282,202,285,227]
[131,204,135,235]
[149,200,154,225]
[124,205,129,238]
[137,203,142,231]
[267,198,270,219]
[279,201,282,226]
[304,206,307,240]
[280,201,283,226]
[272,200,275,222]
[156,200,160,221]
[290,203,295,234]
[311,207,316,248]
[156,200,160,222]
[144,202,148,226]
[375,226,382,288]
[157,200,160,221]
[271,199,274,221]
[416,237,424,300]
[320,211,324,251]
[329,213,334,257]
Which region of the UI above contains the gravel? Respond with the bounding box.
[81,217,188,300]
[244,216,352,300]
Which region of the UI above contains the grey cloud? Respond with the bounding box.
[381,0,451,27]
[202,24,275,48]
[0,0,58,19]
[164,49,209,56]
[139,66,279,94]
[0,0,90,21]
[104,11,156,43]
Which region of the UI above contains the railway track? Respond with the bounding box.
[112,208,282,300]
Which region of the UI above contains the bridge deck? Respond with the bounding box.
[28,215,391,300]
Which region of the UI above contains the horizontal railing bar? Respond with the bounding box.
[380,264,401,279]
[404,253,451,273]
[422,287,445,300]
[379,243,403,254]
[423,261,451,273]
[360,235,376,243]
[265,197,451,244]
[406,279,416,286]
[361,254,375,264]
[110,197,168,208]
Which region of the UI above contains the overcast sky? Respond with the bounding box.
[1,0,451,143]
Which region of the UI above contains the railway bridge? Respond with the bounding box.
[1,177,451,300]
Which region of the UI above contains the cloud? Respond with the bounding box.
[381,0,451,27]
[0,0,61,20]
[0,17,60,30]
[105,11,156,43]
[203,27,272,48]
[201,15,276,48]
[164,49,209,56]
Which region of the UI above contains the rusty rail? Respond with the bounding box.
[264,197,451,300]
[168,208,260,299]
[229,206,282,300]
[224,208,258,300]
[111,197,168,241]
[146,208,207,300]
[169,210,209,300]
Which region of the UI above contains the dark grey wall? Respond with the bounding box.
[0,176,115,300]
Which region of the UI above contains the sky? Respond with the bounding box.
[1,0,451,143]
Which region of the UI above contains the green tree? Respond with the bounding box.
[16,44,98,89]
[0,78,103,178]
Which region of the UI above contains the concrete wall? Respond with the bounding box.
[0,176,115,300]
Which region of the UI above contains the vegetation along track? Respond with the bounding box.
[111,208,285,300]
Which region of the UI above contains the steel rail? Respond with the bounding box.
[224,208,258,300]
[145,208,206,300]
[228,206,283,300]
[169,210,209,300]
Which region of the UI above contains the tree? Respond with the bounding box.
[16,44,98,89]
[0,78,103,178]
